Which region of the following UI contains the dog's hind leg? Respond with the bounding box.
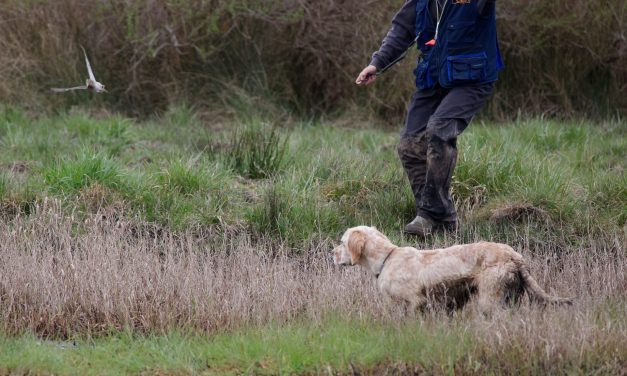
[502,271,526,307]
[473,270,507,315]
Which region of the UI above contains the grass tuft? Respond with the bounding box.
[156,159,205,196]
[43,150,124,194]
[0,173,8,199]
[225,121,289,179]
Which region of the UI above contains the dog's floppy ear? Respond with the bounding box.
[347,230,366,265]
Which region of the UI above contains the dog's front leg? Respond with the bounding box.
[383,294,413,317]
[407,296,428,316]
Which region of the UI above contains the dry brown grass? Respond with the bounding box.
[0,199,625,368]
[0,200,388,337]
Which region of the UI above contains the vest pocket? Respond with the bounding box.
[414,60,435,90]
[446,53,487,83]
[447,21,476,45]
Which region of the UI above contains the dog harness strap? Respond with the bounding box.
[375,250,396,279]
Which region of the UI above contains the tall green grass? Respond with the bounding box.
[0,106,624,244]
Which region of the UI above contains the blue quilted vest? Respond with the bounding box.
[414,0,504,89]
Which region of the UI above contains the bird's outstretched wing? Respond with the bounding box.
[51,86,88,92]
[80,45,96,81]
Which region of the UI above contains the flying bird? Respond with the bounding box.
[51,46,107,93]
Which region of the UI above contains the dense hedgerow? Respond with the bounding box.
[0,0,624,120]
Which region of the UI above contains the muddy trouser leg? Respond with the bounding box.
[417,83,494,224]
[397,87,444,213]
[417,118,461,223]
[398,133,429,205]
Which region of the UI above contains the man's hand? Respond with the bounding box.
[355,65,378,86]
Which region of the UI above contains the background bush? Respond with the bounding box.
[0,0,625,121]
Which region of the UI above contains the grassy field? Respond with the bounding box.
[1,105,623,243]
[0,106,625,374]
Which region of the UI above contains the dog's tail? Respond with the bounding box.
[515,259,573,306]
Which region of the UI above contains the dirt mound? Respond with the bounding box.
[489,202,549,223]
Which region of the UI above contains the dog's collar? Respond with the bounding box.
[375,249,395,279]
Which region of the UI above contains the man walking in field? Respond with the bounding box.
[356,0,503,236]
